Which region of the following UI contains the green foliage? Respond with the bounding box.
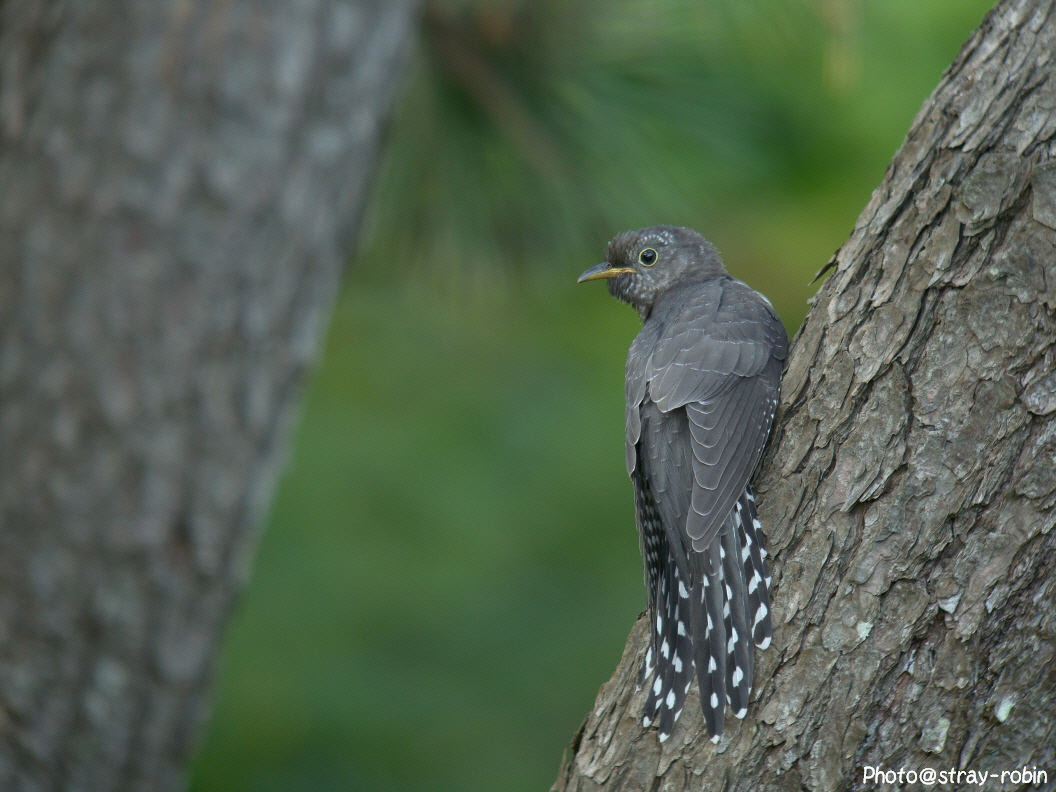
[190,1,993,791]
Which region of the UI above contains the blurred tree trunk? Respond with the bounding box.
[554,0,1056,789]
[0,1,418,790]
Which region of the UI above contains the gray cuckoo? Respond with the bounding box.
[578,225,787,742]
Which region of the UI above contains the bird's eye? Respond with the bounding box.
[639,248,657,266]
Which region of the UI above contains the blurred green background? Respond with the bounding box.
[189,1,993,790]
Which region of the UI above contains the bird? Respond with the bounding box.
[578,225,787,743]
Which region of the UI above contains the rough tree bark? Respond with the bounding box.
[554,0,1056,789]
[0,2,418,790]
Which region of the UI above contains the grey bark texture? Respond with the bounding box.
[554,0,1056,790]
[0,1,418,790]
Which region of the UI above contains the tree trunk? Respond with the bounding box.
[0,2,418,790]
[554,0,1056,789]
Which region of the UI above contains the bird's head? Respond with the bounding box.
[577,225,727,318]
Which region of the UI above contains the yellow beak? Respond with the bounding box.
[577,262,634,283]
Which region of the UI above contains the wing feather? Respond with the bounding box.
[632,278,786,549]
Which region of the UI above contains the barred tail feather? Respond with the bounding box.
[691,542,727,742]
[636,481,775,743]
[721,514,753,719]
[634,467,664,690]
[741,486,773,649]
[643,554,695,741]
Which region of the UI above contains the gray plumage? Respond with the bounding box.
[579,225,787,742]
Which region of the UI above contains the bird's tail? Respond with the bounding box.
[740,486,773,650]
[690,540,727,741]
[687,486,775,742]
[641,552,695,742]
[638,485,774,743]
[721,509,753,720]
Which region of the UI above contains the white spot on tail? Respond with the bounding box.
[754,604,768,626]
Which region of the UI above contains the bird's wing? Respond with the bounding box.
[625,319,659,476]
[627,278,786,551]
